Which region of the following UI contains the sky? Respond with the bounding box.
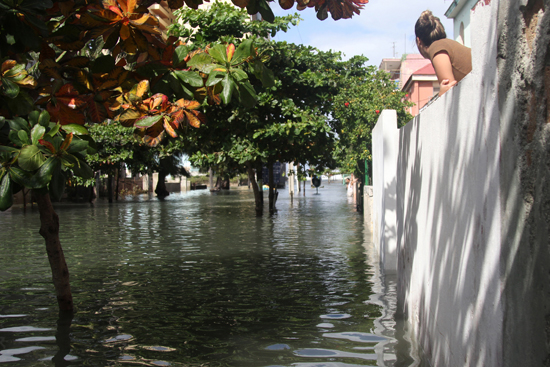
[270,0,455,67]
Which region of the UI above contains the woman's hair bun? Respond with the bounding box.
[415,10,446,47]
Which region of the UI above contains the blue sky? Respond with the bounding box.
[271,0,455,67]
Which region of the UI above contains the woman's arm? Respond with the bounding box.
[432,51,457,96]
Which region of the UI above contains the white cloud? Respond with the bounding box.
[272,0,455,66]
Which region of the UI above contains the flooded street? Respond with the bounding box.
[0,183,415,366]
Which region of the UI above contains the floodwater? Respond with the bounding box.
[0,183,419,366]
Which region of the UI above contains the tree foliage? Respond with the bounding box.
[331,56,413,179]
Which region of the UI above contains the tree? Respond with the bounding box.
[0,0,271,312]
[331,56,412,196]
[172,4,344,214]
[0,0,373,311]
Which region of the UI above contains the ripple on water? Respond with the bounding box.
[316,323,335,328]
[265,344,291,351]
[141,346,177,352]
[0,326,52,332]
[104,334,133,343]
[319,313,352,320]
[15,336,56,342]
[294,348,377,361]
[0,314,27,318]
[322,332,388,343]
[0,346,45,356]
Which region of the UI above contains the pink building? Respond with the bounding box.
[401,63,439,116]
[379,54,439,116]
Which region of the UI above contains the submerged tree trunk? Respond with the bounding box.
[255,162,263,207]
[268,162,276,213]
[247,162,263,216]
[107,172,113,203]
[155,170,169,198]
[115,166,120,201]
[213,176,230,190]
[34,191,73,312]
[222,176,230,190]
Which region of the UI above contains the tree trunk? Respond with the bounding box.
[247,162,263,216]
[34,191,73,312]
[53,311,73,364]
[268,162,275,212]
[115,166,120,201]
[155,170,169,198]
[222,177,230,190]
[297,163,301,192]
[255,162,263,207]
[107,172,113,203]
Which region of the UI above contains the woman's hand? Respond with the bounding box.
[439,79,457,96]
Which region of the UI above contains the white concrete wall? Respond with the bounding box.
[372,2,503,365]
[372,110,399,273]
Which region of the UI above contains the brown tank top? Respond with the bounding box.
[428,39,472,82]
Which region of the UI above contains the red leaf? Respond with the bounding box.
[39,139,56,153]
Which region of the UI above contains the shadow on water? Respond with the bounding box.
[0,185,420,366]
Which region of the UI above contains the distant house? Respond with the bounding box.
[379,54,439,117]
[401,63,439,116]
[148,0,176,36]
[445,0,478,47]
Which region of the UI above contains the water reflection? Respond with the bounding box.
[0,185,416,366]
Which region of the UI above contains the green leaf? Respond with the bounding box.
[18,144,45,171]
[18,130,30,145]
[0,116,4,129]
[208,44,228,65]
[0,145,18,152]
[3,63,25,78]
[173,45,190,66]
[9,166,33,187]
[134,115,162,128]
[28,110,40,127]
[30,156,60,188]
[49,166,66,201]
[1,77,20,98]
[8,130,22,146]
[237,81,257,109]
[258,0,274,22]
[0,173,13,211]
[187,53,213,72]
[205,70,226,87]
[246,0,259,15]
[8,117,28,131]
[78,135,97,154]
[47,123,60,137]
[173,70,204,87]
[62,124,88,135]
[65,155,93,179]
[38,111,50,127]
[221,74,235,104]
[232,39,254,65]
[66,139,89,154]
[253,61,275,87]
[231,68,248,82]
[30,124,45,145]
